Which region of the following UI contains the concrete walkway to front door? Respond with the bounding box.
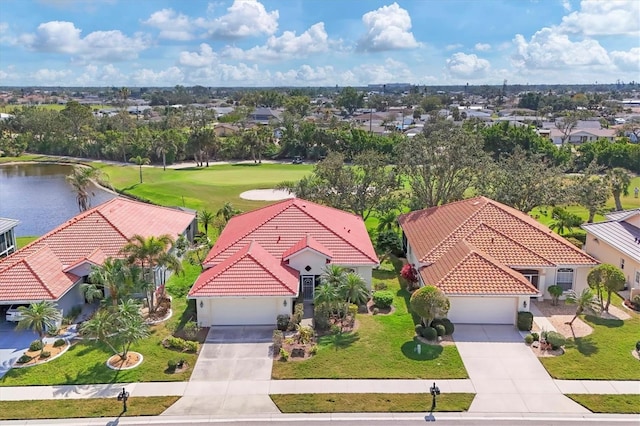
[161,326,279,417]
[454,324,589,414]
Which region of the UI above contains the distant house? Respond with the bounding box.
[398,197,598,325]
[249,107,280,124]
[582,209,640,290]
[548,128,616,146]
[0,218,19,258]
[0,198,196,316]
[214,123,239,137]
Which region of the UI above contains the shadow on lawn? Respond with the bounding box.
[319,332,360,350]
[585,315,624,328]
[401,338,443,360]
[573,336,598,356]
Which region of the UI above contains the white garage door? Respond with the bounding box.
[209,297,278,326]
[448,296,517,324]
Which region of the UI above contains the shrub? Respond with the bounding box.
[167,359,177,371]
[184,341,198,352]
[531,332,539,342]
[276,314,290,331]
[421,326,438,341]
[633,295,640,308]
[330,324,341,335]
[165,336,197,352]
[309,345,318,355]
[435,324,446,337]
[17,355,32,364]
[545,331,566,350]
[272,330,284,351]
[441,319,455,336]
[29,340,43,352]
[279,348,289,361]
[53,339,66,348]
[39,350,51,359]
[372,307,379,315]
[183,321,200,341]
[292,303,304,325]
[313,309,330,330]
[414,324,424,336]
[296,324,314,345]
[635,341,640,353]
[517,311,534,331]
[348,304,358,318]
[400,263,419,288]
[373,281,388,291]
[372,290,394,309]
[47,328,60,337]
[524,334,534,344]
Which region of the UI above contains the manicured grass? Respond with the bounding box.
[271,259,467,379]
[539,294,640,380]
[0,396,179,420]
[16,236,38,248]
[567,394,640,414]
[0,267,199,386]
[271,393,475,413]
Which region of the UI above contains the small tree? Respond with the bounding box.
[410,285,450,327]
[401,263,419,290]
[587,264,626,312]
[129,155,151,184]
[16,301,62,354]
[564,288,600,326]
[547,284,564,306]
[197,209,215,236]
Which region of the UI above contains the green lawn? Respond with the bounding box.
[0,264,200,386]
[539,294,640,380]
[272,258,467,379]
[271,393,475,413]
[567,394,640,414]
[16,236,38,248]
[0,396,179,420]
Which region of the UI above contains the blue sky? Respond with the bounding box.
[0,0,638,87]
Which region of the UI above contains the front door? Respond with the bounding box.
[302,275,315,301]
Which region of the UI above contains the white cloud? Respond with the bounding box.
[445,43,463,51]
[221,22,329,61]
[143,8,204,41]
[611,47,640,71]
[513,27,612,70]
[559,0,639,36]
[357,2,419,52]
[130,66,184,86]
[561,0,572,12]
[75,64,126,85]
[274,65,335,84]
[179,43,218,67]
[30,68,73,84]
[474,43,491,51]
[208,0,278,38]
[446,52,490,78]
[19,21,149,61]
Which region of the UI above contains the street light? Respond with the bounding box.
[117,387,130,412]
[429,382,440,412]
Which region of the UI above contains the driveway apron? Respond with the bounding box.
[454,324,589,414]
[162,325,279,416]
[0,325,37,378]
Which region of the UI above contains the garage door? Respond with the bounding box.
[209,298,278,326]
[448,296,517,324]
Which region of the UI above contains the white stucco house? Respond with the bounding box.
[582,208,640,291]
[188,198,379,326]
[398,197,598,325]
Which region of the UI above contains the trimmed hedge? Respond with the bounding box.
[372,290,394,309]
[435,324,446,337]
[421,326,437,341]
[517,311,534,331]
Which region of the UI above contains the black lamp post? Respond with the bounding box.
[429,382,440,412]
[117,387,130,412]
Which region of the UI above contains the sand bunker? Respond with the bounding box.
[239,189,294,201]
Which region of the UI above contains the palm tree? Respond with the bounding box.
[340,272,369,306]
[216,202,242,223]
[153,130,176,171]
[85,258,138,307]
[198,209,215,235]
[65,166,104,212]
[564,288,600,326]
[314,282,340,313]
[156,250,183,289]
[321,265,346,288]
[606,168,631,211]
[16,301,62,353]
[376,210,398,233]
[129,156,151,184]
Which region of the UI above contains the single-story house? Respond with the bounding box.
[188,198,379,326]
[582,208,640,290]
[548,128,616,146]
[0,218,19,258]
[0,197,197,318]
[398,197,598,325]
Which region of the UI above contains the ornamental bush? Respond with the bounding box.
[531,332,539,342]
[435,324,446,337]
[414,324,424,336]
[635,341,640,353]
[545,331,566,350]
[276,314,290,331]
[39,350,51,359]
[421,326,438,341]
[517,311,534,331]
[29,340,43,352]
[17,355,32,364]
[372,290,394,309]
[441,318,455,336]
[524,334,534,344]
[167,359,177,371]
[53,338,66,348]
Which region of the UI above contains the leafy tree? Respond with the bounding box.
[555,113,578,145]
[153,129,179,171]
[336,87,364,115]
[409,285,450,327]
[547,284,564,306]
[571,164,609,223]
[84,257,141,307]
[216,201,242,223]
[564,288,600,326]
[81,299,149,361]
[376,210,399,233]
[340,272,369,306]
[16,301,62,352]
[65,166,105,212]
[198,209,215,235]
[129,155,150,184]
[605,168,631,211]
[401,264,419,290]
[375,229,403,263]
[587,264,626,312]
[396,121,489,209]
[549,207,584,235]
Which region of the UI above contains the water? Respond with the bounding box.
[0,163,116,237]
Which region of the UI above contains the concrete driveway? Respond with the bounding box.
[454,324,588,414]
[0,323,37,378]
[163,325,278,416]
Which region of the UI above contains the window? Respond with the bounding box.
[620,259,625,270]
[556,268,574,291]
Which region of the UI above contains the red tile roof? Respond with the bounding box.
[204,198,378,268]
[282,235,333,260]
[399,197,597,295]
[0,197,195,302]
[189,241,299,297]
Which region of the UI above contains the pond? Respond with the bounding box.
[0,163,116,237]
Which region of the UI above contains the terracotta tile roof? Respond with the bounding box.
[282,234,333,260]
[189,241,299,297]
[0,197,196,302]
[399,197,597,296]
[205,198,378,267]
[63,248,107,273]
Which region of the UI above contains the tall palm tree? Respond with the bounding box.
[321,265,346,288]
[313,282,340,314]
[564,288,600,326]
[156,250,183,289]
[198,209,215,235]
[85,258,139,307]
[129,156,151,184]
[340,272,369,306]
[216,202,242,223]
[376,210,399,233]
[153,130,176,171]
[16,301,62,353]
[606,167,631,211]
[65,166,104,212]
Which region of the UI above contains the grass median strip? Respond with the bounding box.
[270,393,475,413]
[0,396,179,420]
[566,394,640,414]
